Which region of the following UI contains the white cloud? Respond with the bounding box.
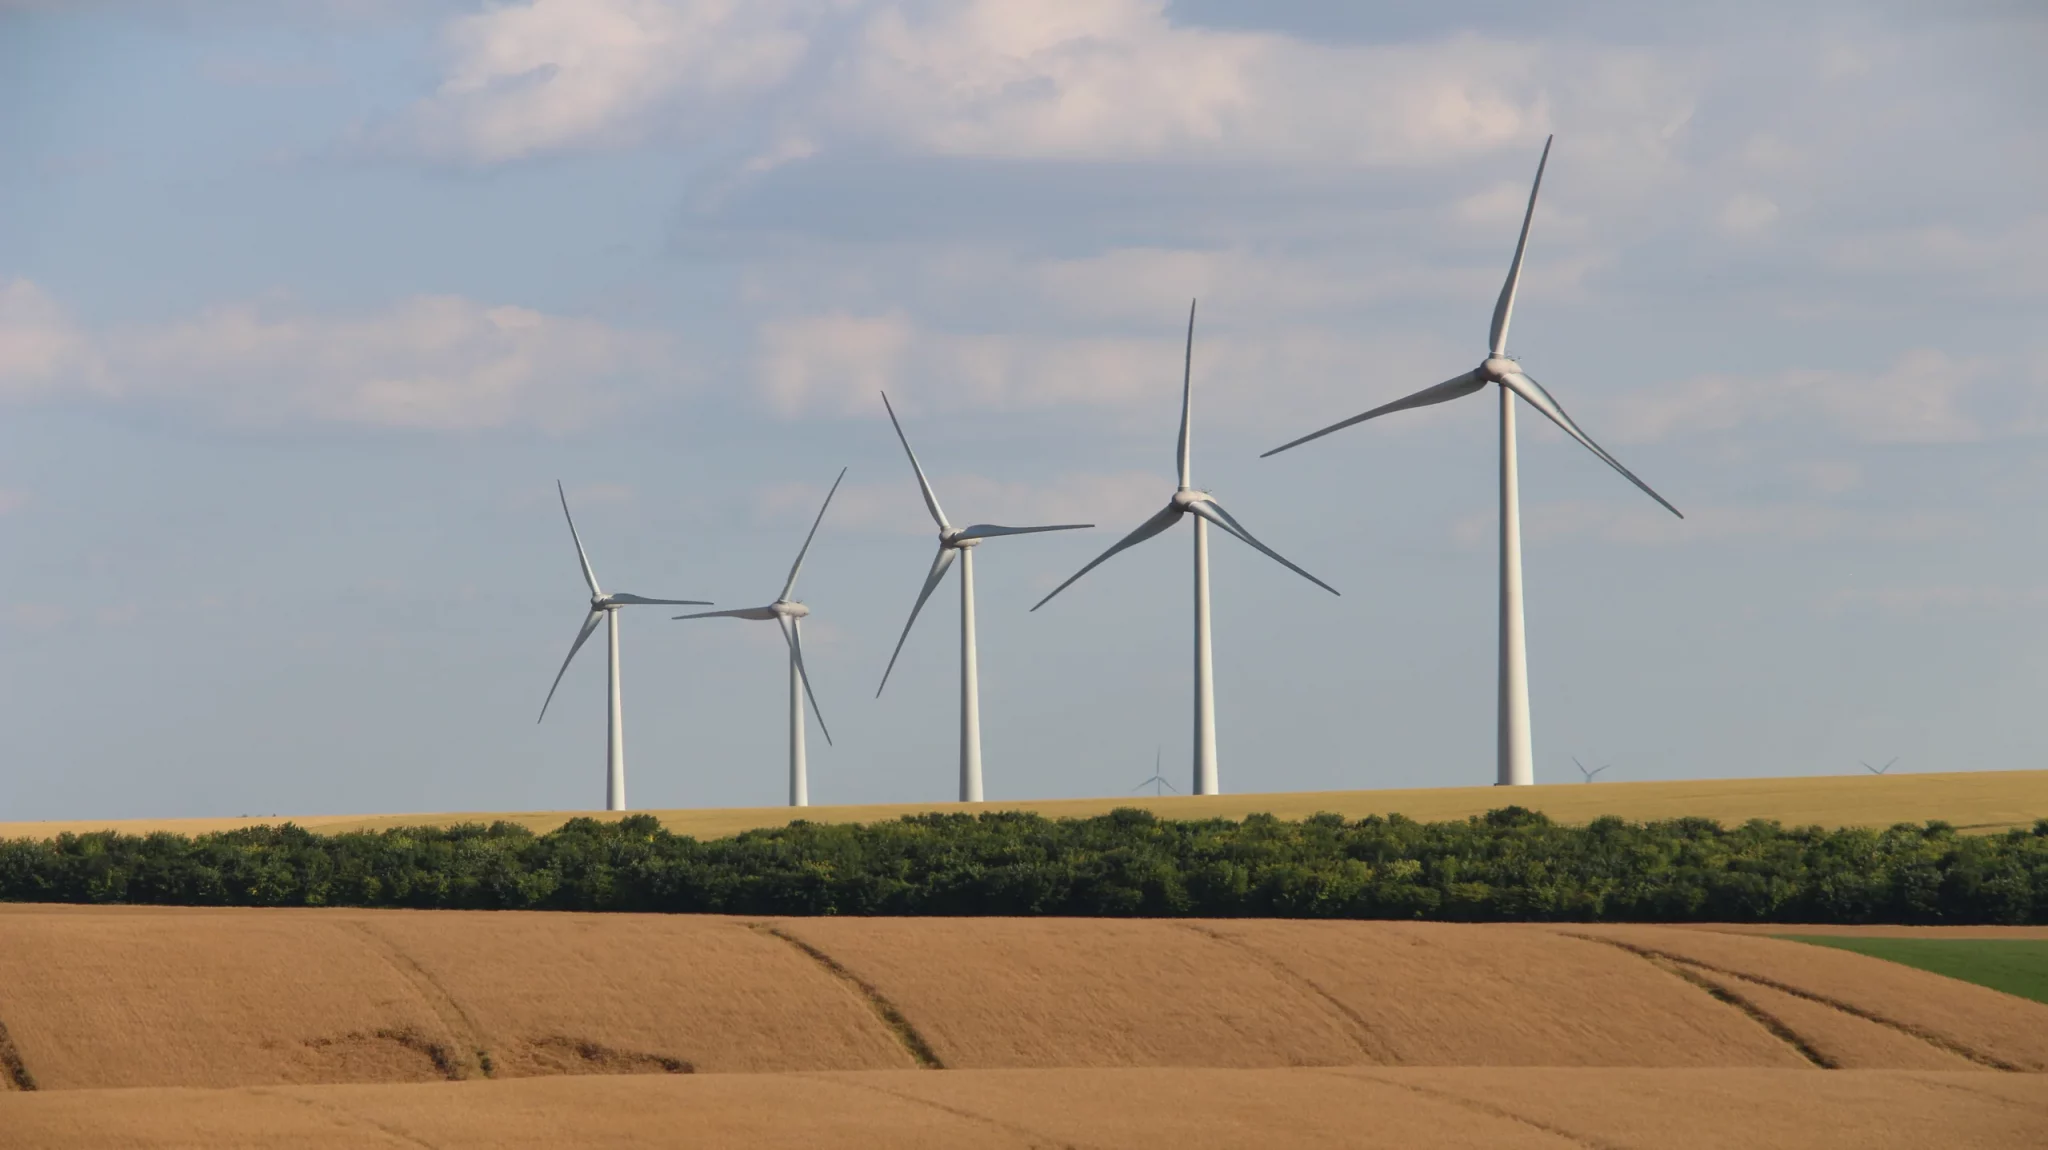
[1613,349,1988,446]
[749,300,1463,432]
[0,282,672,431]
[1829,216,2048,296]
[1718,191,1780,236]
[397,0,1698,175]
[840,1,1543,164]
[4,604,68,632]
[403,0,815,162]
[755,312,915,417]
[762,468,1163,539]
[1028,247,1498,323]
[0,279,103,399]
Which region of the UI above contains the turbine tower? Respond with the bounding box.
[1034,300,1338,796]
[1263,136,1682,787]
[537,482,711,812]
[874,393,1092,802]
[675,468,844,807]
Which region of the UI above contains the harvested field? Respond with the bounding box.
[1192,920,1813,1067]
[2,1068,2046,1149]
[0,906,913,1089]
[5,767,2043,840]
[6,906,2048,1094]
[1564,924,2048,1071]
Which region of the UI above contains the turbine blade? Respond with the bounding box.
[558,481,602,596]
[1261,369,1487,458]
[537,609,603,723]
[608,593,713,606]
[1179,296,1196,484]
[1189,499,1339,597]
[1176,299,1197,488]
[673,607,772,621]
[1490,135,1552,357]
[1885,757,1899,772]
[881,391,950,531]
[781,615,831,745]
[1030,502,1184,611]
[876,547,958,697]
[952,523,1093,541]
[1500,370,1683,519]
[781,466,848,601]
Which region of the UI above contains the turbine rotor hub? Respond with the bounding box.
[773,601,810,619]
[939,529,980,549]
[1172,489,1211,509]
[1481,355,1518,381]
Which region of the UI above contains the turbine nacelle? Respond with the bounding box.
[937,529,983,550]
[772,600,810,619]
[1481,355,1520,381]
[1171,488,1212,510]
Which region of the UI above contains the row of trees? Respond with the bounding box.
[4,808,2044,923]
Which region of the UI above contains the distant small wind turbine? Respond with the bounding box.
[874,392,1092,802]
[1862,758,1899,776]
[1134,748,1179,796]
[538,482,712,812]
[674,468,845,807]
[1034,300,1338,797]
[1263,136,1681,789]
[1573,756,1610,783]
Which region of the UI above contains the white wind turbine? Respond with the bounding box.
[1263,136,1682,788]
[537,482,712,812]
[1034,300,1338,796]
[1135,747,1179,796]
[673,468,845,807]
[874,393,1092,802]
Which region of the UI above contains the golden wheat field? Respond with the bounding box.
[6,767,2044,841]
[3,906,2048,1147]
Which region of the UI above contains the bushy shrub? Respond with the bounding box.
[2,809,2043,923]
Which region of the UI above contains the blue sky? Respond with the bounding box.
[2,0,2044,820]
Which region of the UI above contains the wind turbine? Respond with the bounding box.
[1573,756,1610,783]
[1034,299,1338,796]
[1862,758,1898,776]
[1134,747,1179,796]
[537,482,712,812]
[674,468,845,807]
[874,393,1092,802]
[1262,136,1682,788]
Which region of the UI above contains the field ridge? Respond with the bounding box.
[1566,933,2031,1071]
[755,924,943,1069]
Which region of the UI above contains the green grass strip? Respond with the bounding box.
[1780,936,2048,1005]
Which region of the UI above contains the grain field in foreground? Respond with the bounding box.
[6,768,2043,840]
[4,1067,2045,1149]
[4,906,2047,1093]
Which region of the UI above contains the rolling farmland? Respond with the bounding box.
[4,772,2045,1145]
[3,906,2048,1146]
